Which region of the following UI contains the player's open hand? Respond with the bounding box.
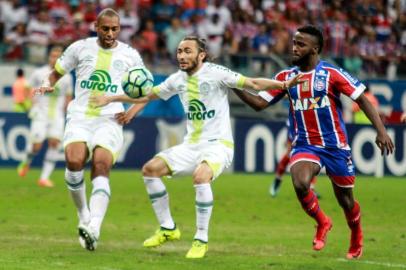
[401,113,406,123]
[375,132,395,155]
[285,73,304,89]
[89,95,110,107]
[34,86,54,95]
[115,111,135,125]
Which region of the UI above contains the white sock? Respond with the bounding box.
[40,148,58,180]
[65,168,89,224]
[194,183,213,242]
[89,176,111,238]
[143,176,175,229]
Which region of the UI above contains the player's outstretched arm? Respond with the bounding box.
[243,73,303,91]
[35,69,63,94]
[356,93,395,155]
[89,92,159,107]
[231,89,268,111]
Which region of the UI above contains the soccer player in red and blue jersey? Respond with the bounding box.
[234,25,394,259]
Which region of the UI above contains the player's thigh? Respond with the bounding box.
[155,143,198,176]
[30,119,47,144]
[324,149,355,188]
[142,157,171,177]
[198,141,234,180]
[290,147,321,185]
[90,117,123,164]
[91,147,114,177]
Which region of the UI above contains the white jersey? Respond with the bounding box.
[55,37,144,119]
[153,62,246,145]
[29,65,73,121]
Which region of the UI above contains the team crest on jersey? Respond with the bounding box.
[113,60,125,71]
[314,77,326,91]
[199,82,211,95]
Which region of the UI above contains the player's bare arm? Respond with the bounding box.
[356,93,395,155]
[231,89,268,111]
[89,92,159,107]
[243,73,303,91]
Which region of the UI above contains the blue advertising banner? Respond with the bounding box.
[0,113,404,176]
[233,119,406,177]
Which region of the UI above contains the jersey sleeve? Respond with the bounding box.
[330,67,366,100]
[130,47,145,68]
[152,73,178,101]
[257,72,287,105]
[215,65,246,90]
[55,40,82,75]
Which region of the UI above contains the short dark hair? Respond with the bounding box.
[181,36,210,62]
[297,25,324,53]
[16,68,24,77]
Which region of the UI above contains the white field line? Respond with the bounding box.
[336,258,406,269]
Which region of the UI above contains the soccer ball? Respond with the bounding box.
[121,66,154,98]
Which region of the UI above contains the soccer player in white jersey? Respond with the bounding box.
[17,46,73,188]
[90,36,303,258]
[36,8,145,251]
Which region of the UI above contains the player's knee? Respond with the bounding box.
[142,158,165,177]
[66,156,86,171]
[142,162,156,176]
[338,196,354,211]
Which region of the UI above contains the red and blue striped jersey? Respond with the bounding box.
[259,61,366,149]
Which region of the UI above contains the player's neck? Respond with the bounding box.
[186,62,204,76]
[97,39,118,50]
[298,57,319,72]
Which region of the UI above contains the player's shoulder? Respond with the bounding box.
[204,62,233,73]
[320,61,359,83]
[275,66,298,80]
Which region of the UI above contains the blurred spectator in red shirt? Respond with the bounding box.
[3,22,27,60]
[51,16,74,47]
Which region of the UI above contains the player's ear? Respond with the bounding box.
[199,51,207,62]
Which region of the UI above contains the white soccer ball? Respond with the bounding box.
[121,66,154,98]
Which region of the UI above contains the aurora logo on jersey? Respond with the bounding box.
[187,99,215,120]
[80,70,118,93]
[293,96,331,111]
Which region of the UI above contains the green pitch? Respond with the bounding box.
[0,168,405,270]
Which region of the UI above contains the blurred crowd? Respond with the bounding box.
[0,0,405,78]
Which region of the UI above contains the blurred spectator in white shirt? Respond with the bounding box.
[26,10,52,64]
[118,1,139,43]
[0,0,28,35]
